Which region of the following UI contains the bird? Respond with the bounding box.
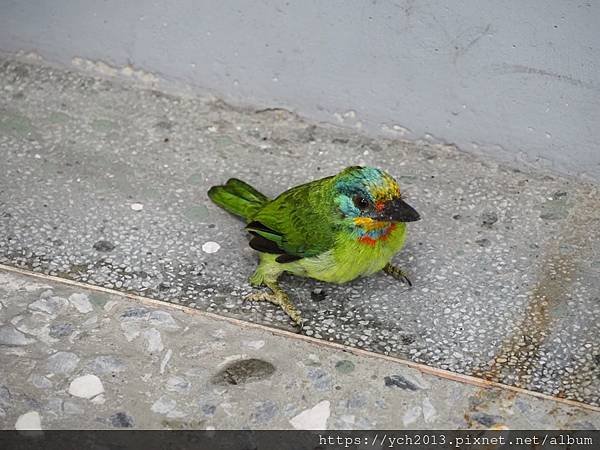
[207,166,420,326]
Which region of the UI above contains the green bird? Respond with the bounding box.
[208,166,420,326]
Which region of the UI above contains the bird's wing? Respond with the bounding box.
[246,179,336,262]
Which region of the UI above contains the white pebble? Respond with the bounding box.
[160,349,173,374]
[130,203,144,211]
[104,300,118,312]
[143,328,164,353]
[242,340,265,350]
[68,374,104,399]
[422,398,437,423]
[202,241,221,253]
[68,293,93,313]
[402,406,422,426]
[289,400,330,430]
[90,394,106,405]
[15,411,42,430]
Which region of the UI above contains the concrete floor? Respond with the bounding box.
[1,269,599,430]
[1,57,599,414]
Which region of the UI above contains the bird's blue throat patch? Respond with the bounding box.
[352,218,397,246]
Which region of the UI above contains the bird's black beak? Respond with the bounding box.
[374,198,420,222]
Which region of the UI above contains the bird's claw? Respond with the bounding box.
[398,273,412,287]
[383,263,413,287]
[243,290,304,327]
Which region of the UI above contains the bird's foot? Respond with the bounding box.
[244,289,304,327]
[383,263,413,287]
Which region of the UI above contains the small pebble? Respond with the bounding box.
[93,240,115,252]
[110,412,135,428]
[68,374,104,399]
[15,411,42,430]
[68,293,93,313]
[202,241,220,253]
[311,288,326,302]
[289,400,330,430]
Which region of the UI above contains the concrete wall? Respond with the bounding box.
[1,0,599,179]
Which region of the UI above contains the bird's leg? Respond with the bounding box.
[383,262,413,287]
[244,280,303,326]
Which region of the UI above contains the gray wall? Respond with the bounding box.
[1,0,599,179]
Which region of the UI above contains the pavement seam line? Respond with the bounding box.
[1,263,599,413]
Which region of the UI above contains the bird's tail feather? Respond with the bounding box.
[207,178,268,221]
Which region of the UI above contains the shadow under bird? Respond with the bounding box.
[208,166,420,326]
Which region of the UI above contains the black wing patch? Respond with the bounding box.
[246,220,304,263]
[275,254,303,263]
[248,234,284,254]
[246,221,275,233]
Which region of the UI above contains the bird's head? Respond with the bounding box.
[334,166,420,229]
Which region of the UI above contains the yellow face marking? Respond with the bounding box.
[353,217,390,231]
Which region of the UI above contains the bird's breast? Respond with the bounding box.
[292,223,407,284]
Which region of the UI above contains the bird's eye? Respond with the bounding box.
[353,194,369,210]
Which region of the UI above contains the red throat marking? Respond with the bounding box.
[358,235,377,246]
[358,223,397,246]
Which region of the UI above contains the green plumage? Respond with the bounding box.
[208,166,420,325]
[207,178,268,219]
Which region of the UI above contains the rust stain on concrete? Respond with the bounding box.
[473,188,599,397]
